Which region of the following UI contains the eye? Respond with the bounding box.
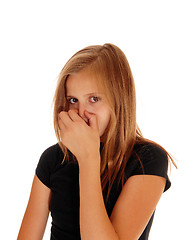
[68,98,78,104]
[90,96,99,103]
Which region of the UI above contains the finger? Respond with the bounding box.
[84,111,98,131]
[59,111,73,127]
[68,109,83,122]
[58,118,65,130]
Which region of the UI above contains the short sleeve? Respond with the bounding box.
[127,143,171,192]
[36,144,59,188]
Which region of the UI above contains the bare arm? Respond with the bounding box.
[79,156,119,240]
[17,174,51,240]
[110,175,166,240]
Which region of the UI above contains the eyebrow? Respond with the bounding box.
[66,92,103,98]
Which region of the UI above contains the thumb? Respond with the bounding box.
[84,111,98,130]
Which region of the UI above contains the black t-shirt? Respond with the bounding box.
[36,142,171,240]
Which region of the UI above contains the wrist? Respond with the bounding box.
[77,153,101,174]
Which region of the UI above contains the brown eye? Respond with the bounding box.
[90,96,99,103]
[68,98,78,104]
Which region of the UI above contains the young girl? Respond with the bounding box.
[17,44,176,240]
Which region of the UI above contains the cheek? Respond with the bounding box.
[96,109,111,132]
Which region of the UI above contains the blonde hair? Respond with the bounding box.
[53,43,176,201]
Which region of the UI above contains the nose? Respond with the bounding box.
[78,103,89,123]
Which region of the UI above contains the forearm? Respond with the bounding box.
[78,155,119,240]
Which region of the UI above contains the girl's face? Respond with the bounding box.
[65,70,111,141]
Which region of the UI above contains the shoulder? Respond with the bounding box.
[125,142,171,191]
[36,143,64,188]
[40,143,63,160]
[135,142,168,170]
[38,143,64,168]
[135,142,168,164]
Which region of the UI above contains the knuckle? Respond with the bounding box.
[58,111,63,118]
[68,109,73,115]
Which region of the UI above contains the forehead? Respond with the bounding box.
[66,70,102,95]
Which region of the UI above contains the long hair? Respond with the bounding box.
[53,43,176,201]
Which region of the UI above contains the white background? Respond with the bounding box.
[0,0,191,239]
